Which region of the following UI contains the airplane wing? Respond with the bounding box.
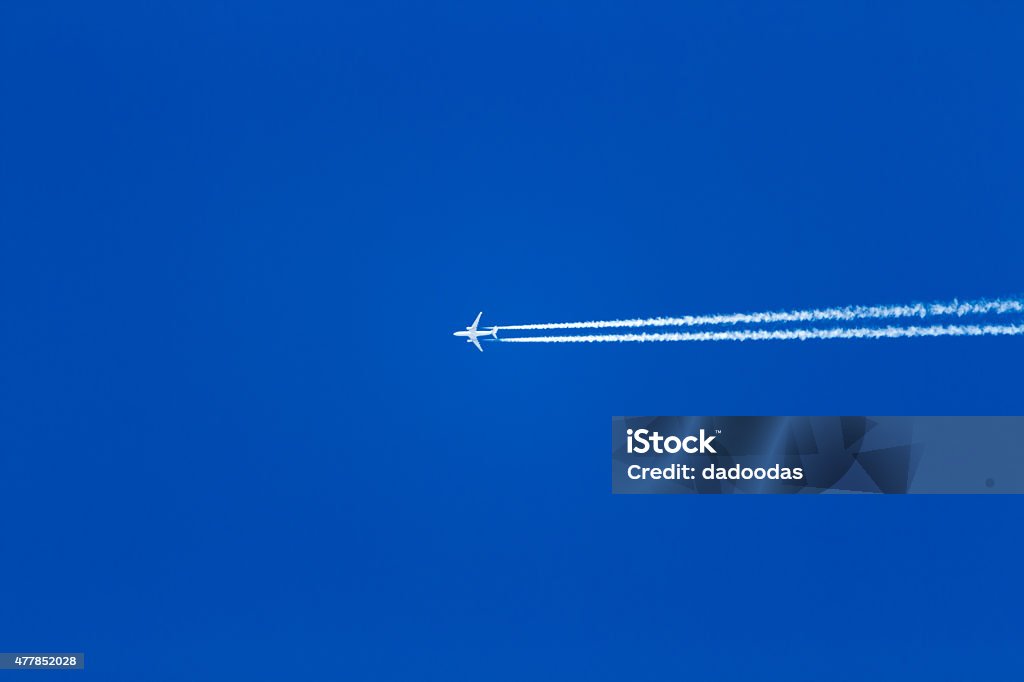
[470,311,483,331]
[471,337,483,352]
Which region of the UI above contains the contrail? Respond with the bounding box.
[495,297,1024,331]
[498,323,1024,344]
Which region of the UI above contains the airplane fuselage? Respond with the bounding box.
[452,329,496,340]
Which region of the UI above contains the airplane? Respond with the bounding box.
[453,312,498,352]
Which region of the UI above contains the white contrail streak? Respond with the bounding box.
[498,324,1024,344]
[495,297,1024,331]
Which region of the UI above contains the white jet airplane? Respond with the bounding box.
[453,312,498,352]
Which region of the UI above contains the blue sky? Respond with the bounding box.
[2,2,1023,679]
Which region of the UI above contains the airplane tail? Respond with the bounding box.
[490,326,499,338]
